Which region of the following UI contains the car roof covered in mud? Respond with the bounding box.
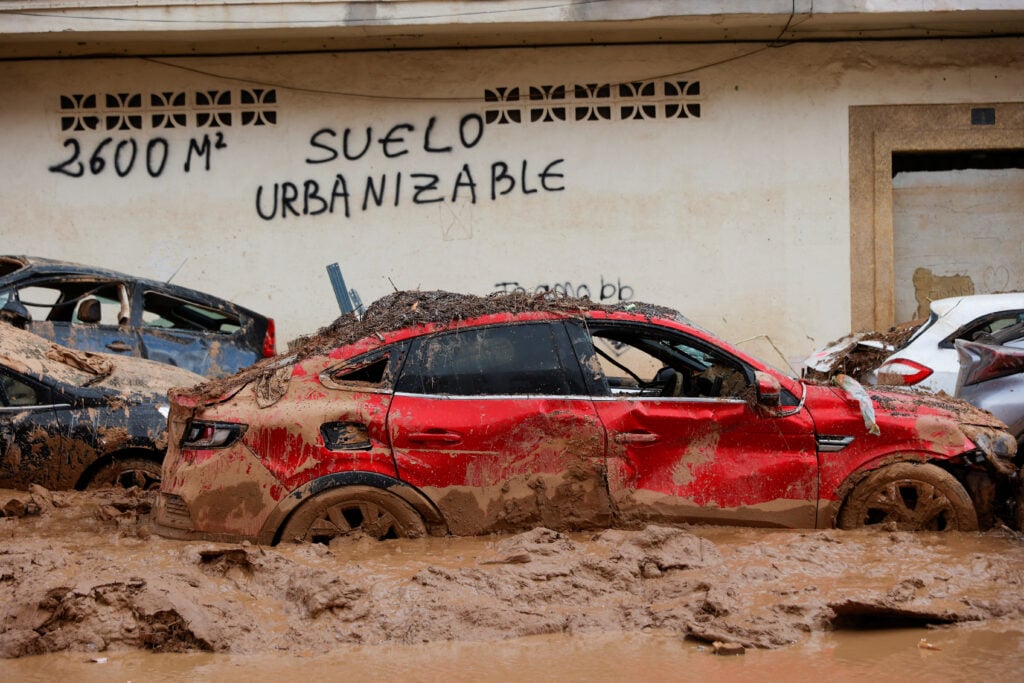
[185,290,691,401]
[0,321,201,398]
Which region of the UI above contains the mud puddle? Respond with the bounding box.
[2,489,1024,667]
[5,625,1024,682]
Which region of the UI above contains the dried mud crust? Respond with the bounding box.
[183,290,682,401]
[3,489,1024,658]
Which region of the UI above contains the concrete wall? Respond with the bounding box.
[1,37,1021,366]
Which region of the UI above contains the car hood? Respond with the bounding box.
[865,385,1007,429]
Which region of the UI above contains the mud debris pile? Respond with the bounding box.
[2,489,1024,659]
[184,289,682,400]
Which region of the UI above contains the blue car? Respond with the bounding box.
[0,255,275,378]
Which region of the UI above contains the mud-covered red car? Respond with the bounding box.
[0,323,202,490]
[153,292,1020,545]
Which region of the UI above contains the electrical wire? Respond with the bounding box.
[137,0,799,105]
[5,0,616,26]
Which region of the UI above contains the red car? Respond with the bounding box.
[152,292,1020,544]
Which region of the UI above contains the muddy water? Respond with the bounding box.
[3,489,1024,680]
[5,625,1024,682]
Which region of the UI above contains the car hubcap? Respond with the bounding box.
[862,479,955,530]
[305,501,400,543]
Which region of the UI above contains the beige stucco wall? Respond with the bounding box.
[1,37,1021,366]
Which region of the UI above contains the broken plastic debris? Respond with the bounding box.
[832,373,880,436]
[917,638,941,651]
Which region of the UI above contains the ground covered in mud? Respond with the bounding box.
[2,488,1024,659]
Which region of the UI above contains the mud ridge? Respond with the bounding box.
[2,490,1024,658]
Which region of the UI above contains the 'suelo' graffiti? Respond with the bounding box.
[256,113,565,220]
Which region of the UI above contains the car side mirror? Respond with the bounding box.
[755,371,781,407]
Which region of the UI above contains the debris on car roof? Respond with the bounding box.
[184,290,684,402]
[301,290,681,358]
[804,323,921,382]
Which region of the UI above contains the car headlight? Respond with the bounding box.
[960,424,1018,477]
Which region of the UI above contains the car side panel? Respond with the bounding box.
[388,394,611,535]
[0,405,66,488]
[594,398,820,528]
[138,328,257,378]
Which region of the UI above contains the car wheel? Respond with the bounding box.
[838,462,978,532]
[86,457,162,490]
[279,485,427,543]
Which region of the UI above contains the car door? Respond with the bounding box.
[134,288,253,376]
[387,321,611,535]
[0,370,69,489]
[15,278,138,358]
[570,320,820,528]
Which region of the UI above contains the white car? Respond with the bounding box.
[875,293,1024,393]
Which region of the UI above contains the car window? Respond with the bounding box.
[1,374,41,407]
[949,310,1024,346]
[322,347,402,392]
[395,323,585,396]
[586,325,751,399]
[142,290,241,334]
[9,281,126,325]
[8,285,61,323]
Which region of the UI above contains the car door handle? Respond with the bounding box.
[106,341,132,352]
[614,431,659,445]
[409,431,463,445]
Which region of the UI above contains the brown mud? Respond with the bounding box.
[2,488,1024,660]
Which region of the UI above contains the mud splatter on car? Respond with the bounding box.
[0,323,202,490]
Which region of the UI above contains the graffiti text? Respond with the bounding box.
[48,133,227,178]
[493,277,634,302]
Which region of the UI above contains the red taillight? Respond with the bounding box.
[876,359,933,386]
[181,419,247,449]
[957,340,1024,386]
[262,318,277,357]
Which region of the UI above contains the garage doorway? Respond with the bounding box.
[892,149,1024,323]
[849,103,1024,331]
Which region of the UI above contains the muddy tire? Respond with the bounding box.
[838,462,978,532]
[86,457,162,490]
[279,485,426,544]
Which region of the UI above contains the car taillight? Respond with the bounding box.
[262,318,277,357]
[181,420,247,449]
[958,341,1024,387]
[876,359,933,386]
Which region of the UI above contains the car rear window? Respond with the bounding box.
[142,291,241,334]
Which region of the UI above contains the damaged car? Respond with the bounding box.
[1,322,202,490]
[805,292,1024,392]
[0,255,276,378]
[956,338,1024,449]
[153,291,1020,545]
